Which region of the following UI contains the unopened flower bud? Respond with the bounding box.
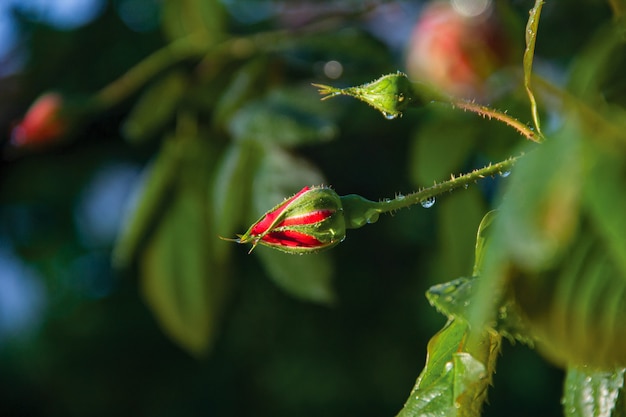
[11,93,68,148]
[314,72,419,120]
[231,186,346,254]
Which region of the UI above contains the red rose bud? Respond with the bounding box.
[11,93,68,148]
[231,186,346,254]
[405,2,510,99]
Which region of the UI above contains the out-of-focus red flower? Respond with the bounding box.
[406,1,509,99]
[11,93,67,148]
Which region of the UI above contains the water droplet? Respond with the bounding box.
[463,184,469,189]
[365,210,380,224]
[421,197,435,208]
[445,361,454,372]
[397,94,405,103]
[500,170,511,178]
[396,193,405,200]
[382,112,398,120]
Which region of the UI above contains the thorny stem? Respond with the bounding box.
[89,17,351,112]
[449,99,542,143]
[342,155,521,230]
[373,155,520,214]
[92,34,210,110]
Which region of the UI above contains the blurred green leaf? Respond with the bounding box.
[283,28,391,74]
[495,122,583,272]
[436,188,485,280]
[583,146,626,278]
[254,246,335,304]
[228,86,338,147]
[409,110,478,187]
[140,138,228,356]
[212,58,269,130]
[212,139,260,259]
[564,23,626,151]
[112,138,182,269]
[121,71,188,145]
[563,366,625,417]
[249,144,335,303]
[161,0,225,44]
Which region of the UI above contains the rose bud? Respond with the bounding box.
[10,92,68,149]
[405,2,512,100]
[229,186,346,254]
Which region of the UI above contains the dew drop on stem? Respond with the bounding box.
[421,197,435,208]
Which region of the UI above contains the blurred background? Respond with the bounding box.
[2,0,618,416]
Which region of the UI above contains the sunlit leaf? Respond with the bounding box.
[121,71,188,144]
[523,0,544,136]
[473,210,497,276]
[396,319,498,417]
[563,366,625,417]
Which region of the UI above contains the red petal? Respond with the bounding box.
[250,187,310,236]
[278,209,334,227]
[262,230,322,248]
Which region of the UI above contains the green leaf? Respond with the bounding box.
[314,72,420,120]
[140,138,228,356]
[427,276,532,346]
[396,319,498,417]
[563,366,625,417]
[121,71,188,145]
[112,138,182,269]
[427,277,476,321]
[161,0,225,44]
[470,115,626,367]
[523,0,544,136]
[228,87,339,147]
[249,144,335,303]
[473,210,497,276]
